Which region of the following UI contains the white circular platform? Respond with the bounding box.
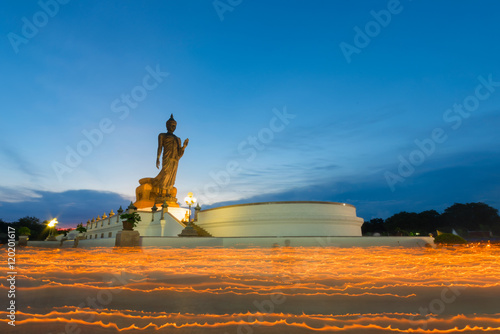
[196,201,364,237]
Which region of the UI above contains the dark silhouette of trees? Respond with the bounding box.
[15,216,49,240]
[362,218,386,235]
[384,211,421,235]
[441,203,500,234]
[363,202,500,237]
[417,210,441,234]
[0,216,49,241]
[0,219,10,243]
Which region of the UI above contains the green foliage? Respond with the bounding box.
[120,212,142,227]
[19,227,31,236]
[38,226,50,241]
[76,223,87,233]
[14,217,46,240]
[434,233,467,245]
[1,217,48,241]
[57,228,71,236]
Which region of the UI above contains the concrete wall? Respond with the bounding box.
[22,236,434,248]
[141,236,433,248]
[162,213,185,236]
[141,237,222,247]
[197,201,364,237]
[77,238,116,247]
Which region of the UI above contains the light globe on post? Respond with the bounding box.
[47,218,59,241]
[184,192,197,226]
[178,192,199,237]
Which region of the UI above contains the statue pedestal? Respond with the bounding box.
[18,236,29,246]
[134,178,179,209]
[115,230,140,247]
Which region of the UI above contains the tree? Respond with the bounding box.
[384,211,422,235]
[0,218,10,231]
[76,223,87,233]
[362,218,386,235]
[441,202,500,234]
[0,218,11,243]
[13,216,46,240]
[417,210,441,234]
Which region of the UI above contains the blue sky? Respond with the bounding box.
[1,0,500,227]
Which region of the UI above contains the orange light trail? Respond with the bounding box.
[1,245,499,333]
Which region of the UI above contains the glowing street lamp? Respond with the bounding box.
[184,192,196,226]
[47,218,58,241]
[48,218,58,228]
[178,192,199,237]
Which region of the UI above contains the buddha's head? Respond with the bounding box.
[166,114,177,133]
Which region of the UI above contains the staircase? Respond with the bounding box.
[170,211,212,237]
[191,222,213,237]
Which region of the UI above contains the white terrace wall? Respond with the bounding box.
[196,201,364,237]
[84,207,187,240]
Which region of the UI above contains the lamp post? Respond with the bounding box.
[47,218,58,241]
[178,192,199,237]
[184,192,197,227]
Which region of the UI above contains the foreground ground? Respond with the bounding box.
[1,243,500,333]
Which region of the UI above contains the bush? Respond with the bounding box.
[120,212,141,228]
[434,233,467,245]
[76,223,87,233]
[19,227,31,236]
